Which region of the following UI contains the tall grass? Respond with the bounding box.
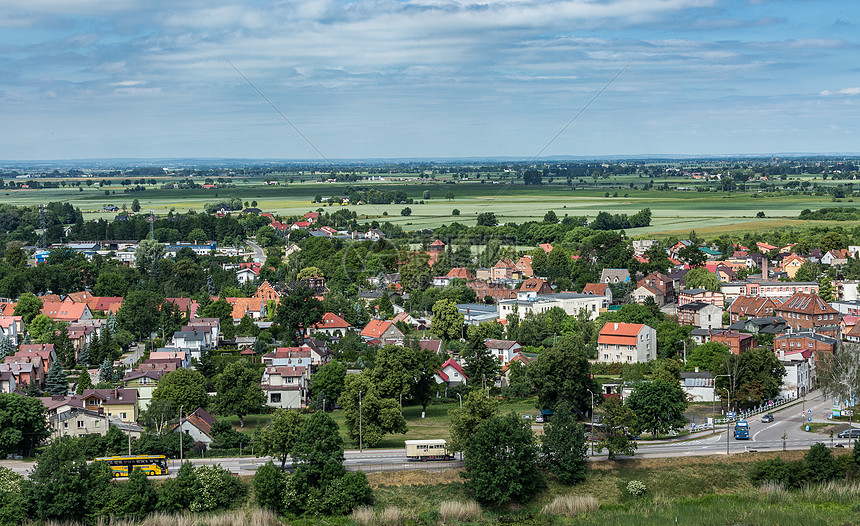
[51,509,282,526]
[541,495,598,517]
[438,500,482,522]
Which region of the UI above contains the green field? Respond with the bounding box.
[9,176,860,237]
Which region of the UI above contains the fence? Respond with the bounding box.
[348,460,464,473]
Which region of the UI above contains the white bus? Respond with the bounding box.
[405,439,454,461]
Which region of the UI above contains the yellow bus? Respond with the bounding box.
[94,455,169,477]
[405,439,454,461]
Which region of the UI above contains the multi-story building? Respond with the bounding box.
[597,322,657,363]
[773,292,840,338]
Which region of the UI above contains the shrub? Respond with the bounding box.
[750,457,798,488]
[156,461,197,512]
[805,443,837,484]
[0,467,25,526]
[321,471,373,516]
[626,480,646,496]
[541,495,599,517]
[189,465,246,512]
[439,500,482,522]
[253,462,285,513]
[111,468,158,519]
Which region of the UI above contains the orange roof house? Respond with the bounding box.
[41,302,92,323]
[446,267,475,281]
[360,320,404,341]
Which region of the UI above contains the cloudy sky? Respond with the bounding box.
[0,0,857,160]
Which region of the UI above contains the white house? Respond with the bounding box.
[261,366,308,409]
[498,293,602,320]
[435,358,468,388]
[485,340,523,365]
[597,322,657,363]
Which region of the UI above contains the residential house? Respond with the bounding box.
[822,249,849,266]
[498,293,603,320]
[632,239,658,256]
[311,312,353,339]
[742,281,818,298]
[678,288,725,308]
[600,268,630,285]
[261,366,308,409]
[710,331,756,355]
[225,297,266,321]
[680,370,715,403]
[49,407,112,439]
[79,388,138,422]
[727,317,789,336]
[85,297,123,314]
[581,283,612,308]
[170,330,209,361]
[485,340,523,364]
[236,264,261,284]
[774,332,838,358]
[515,256,534,278]
[123,370,165,411]
[518,278,553,299]
[434,267,475,287]
[492,259,519,281]
[253,281,281,303]
[538,243,554,254]
[0,316,20,345]
[0,363,37,391]
[597,322,657,363]
[262,348,313,368]
[435,358,468,388]
[704,263,737,283]
[781,254,805,279]
[175,408,216,448]
[728,295,778,323]
[41,301,93,323]
[0,369,16,394]
[360,320,404,342]
[467,281,516,303]
[303,337,332,366]
[677,302,723,330]
[637,272,674,303]
[776,352,813,397]
[773,292,840,338]
[632,284,665,306]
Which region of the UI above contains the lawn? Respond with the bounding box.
[366,449,860,525]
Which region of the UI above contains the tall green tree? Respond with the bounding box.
[13,293,42,324]
[117,290,165,340]
[461,329,500,387]
[410,346,443,415]
[463,413,545,505]
[45,360,68,395]
[152,368,209,411]
[683,267,721,291]
[341,373,407,447]
[254,409,305,469]
[430,299,464,341]
[75,371,93,394]
[275,286,324,343]
[599,395,638,459]
[22,439,114,523]
[625,379,688,438]
[540,404,588,484]
[449,389,498,452]
[309,360,347,408]
[134,237,166,275]
[529,333,599,416]
[213,361,265,427]
[0,393,50,457]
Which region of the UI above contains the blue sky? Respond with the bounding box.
[1,0,858,160]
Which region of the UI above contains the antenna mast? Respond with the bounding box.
[40,204,46,249]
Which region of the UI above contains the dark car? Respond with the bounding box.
[837,428,860,439]
[761,414,774,423]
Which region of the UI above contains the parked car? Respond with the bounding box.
[535,415,544,423]
[761,414,774,423]
[837,428,860,439]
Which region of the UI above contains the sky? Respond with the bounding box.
[0,0,858,161]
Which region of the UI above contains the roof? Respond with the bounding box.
[678,301,718,312]
[775,331,837,345]
[437,358,468,382]
[361,320,399,339]
[598,322,645,343]
[266,366,307,377]
[777,292,838,315]
[582,283,609,296]
[313,312,352,329]
[41,301,88,321]
[81,388,138,405]
[446,267,474,280]
[539,243,553,253]
[485,339,520,350]
[519,278,549,292]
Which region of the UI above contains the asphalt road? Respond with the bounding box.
[246,240,266,263]
[4,390,856,479]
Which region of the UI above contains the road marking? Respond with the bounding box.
[752,421,780,442]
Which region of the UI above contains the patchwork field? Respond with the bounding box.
[8,177,860,237]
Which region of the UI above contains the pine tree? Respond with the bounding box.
[45,361,69,395]
[106,313,118,336]
[88,334,102,366]
[0,336,12,359]
[77,344,90,368]
[76,370,93,394]
[99,358,114,385]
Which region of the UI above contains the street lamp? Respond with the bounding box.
[456,392,462,408]
[713,374,732,435]
[358,390,363,453]
[720,387,731,455]
[586,389,595,456]
[678,340,687,365]
[179,405,184,463]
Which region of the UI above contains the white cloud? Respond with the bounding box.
[820,87,860,96]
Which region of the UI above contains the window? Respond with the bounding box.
[603,354,609,360]
[120,412,127,420]
[95,420,100,428]
[271,393,281,403]
[77,420,85,429]
[64,422,69,429]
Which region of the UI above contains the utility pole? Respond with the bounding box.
[587,389,595,456]
[713,374,732,434]
[358,390,363,453]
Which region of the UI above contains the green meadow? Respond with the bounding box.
[8,175,860,237]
